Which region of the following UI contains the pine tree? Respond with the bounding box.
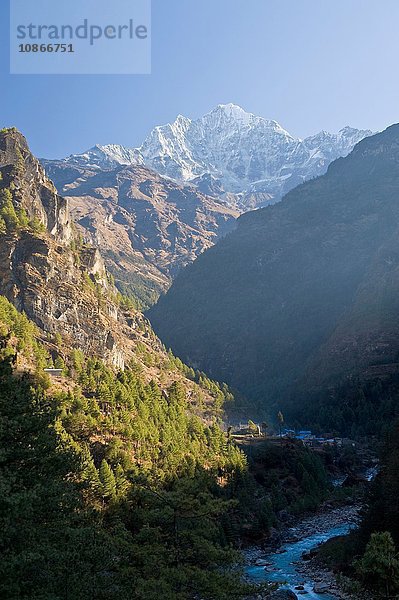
[54,356,65,371]
[99,459,116,500]
[248,420,258,435]
[115,464,128,498]
[16,207,29,228]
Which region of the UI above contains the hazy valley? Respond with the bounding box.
[0,118,398,600]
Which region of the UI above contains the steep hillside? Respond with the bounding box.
[0,293,251,600]
[0,127,237,411]
[43,159,238,306]
[148,125,399,420]
[0,127,128,368]
[0,292,333,599]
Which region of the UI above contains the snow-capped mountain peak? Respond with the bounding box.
[137,105,372,195]
[200,103,292,136]
[52,104,373,203]
[210,103,255,124]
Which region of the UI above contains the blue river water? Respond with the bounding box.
[246,522,354,599]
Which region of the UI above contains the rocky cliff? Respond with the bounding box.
[0,129,130,367]
[0,128,71,243]
[0,229,126,368]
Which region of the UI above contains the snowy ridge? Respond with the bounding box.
[65,144,144,170]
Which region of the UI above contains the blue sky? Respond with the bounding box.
[1,0,399,158]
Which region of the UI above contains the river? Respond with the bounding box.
[245,505,361,599]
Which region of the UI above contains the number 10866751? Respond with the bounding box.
[18,43,74,53]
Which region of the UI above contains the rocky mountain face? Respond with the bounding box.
[148,125,399,416]
[0,129,130,367]
[42,159,238,306]
[48,104,372,208]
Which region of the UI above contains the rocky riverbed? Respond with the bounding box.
[244,504,365,599]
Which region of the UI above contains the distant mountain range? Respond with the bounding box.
[45,103,372,206]
[148,124,399,425]
[41,105,372,305]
